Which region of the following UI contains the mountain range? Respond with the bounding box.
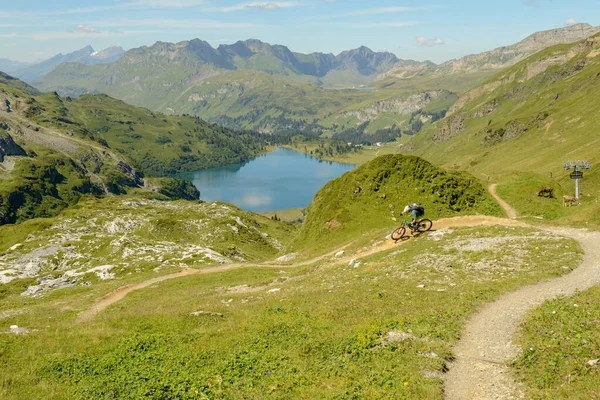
[29,24,598,139]
[8,45,125,83]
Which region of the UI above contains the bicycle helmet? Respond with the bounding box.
[402,205,410,213]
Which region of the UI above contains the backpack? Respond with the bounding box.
[410,203,424,213]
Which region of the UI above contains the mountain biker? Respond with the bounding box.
[402,203,424,227]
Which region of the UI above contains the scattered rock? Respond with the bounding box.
[87,265,116,280]
[417,284,425,288]
[267,288,281,293]
[335,250,345,257]
[8,325,31,335]
[8,243,22,251]
[419,352,441,359]
[380,330,428,347]
[276,253,297,262]
[421,370,445,379]
[21,274,78,297]
[587,359,599,367]
[191,311,224,317]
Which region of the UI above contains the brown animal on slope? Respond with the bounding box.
[537,187,554,198]
[563,195,579,207]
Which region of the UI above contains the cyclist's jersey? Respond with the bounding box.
[409,204,424,213]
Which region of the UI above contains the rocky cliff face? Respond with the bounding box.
[0,125,26,162]
[381,24,600,82]
[433,115,465,142]
[342,90,449,123]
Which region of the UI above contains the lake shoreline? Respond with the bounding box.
[178,148,356,212]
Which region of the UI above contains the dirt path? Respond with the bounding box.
[489,183,518,219]
[444,189,600,399]
[76,265,247,323]
[77,215,521,323]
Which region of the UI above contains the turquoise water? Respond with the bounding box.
[178,148,356,212]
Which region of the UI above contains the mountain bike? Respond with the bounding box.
[390,218,433,241]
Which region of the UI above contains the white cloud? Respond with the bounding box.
[346,6,424,16]
[27,29,163,40]
[378,21,419,28]
[77,25,100,33]
[30,31,123,40]
[127,0,206,7]
[0,1,206,18]
[212,1,303,12]
[87,18,265,29]
[311,21,418,28]
[565,17,577,26]
[416,36,444,47]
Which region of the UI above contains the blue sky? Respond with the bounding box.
[1,0,600,63]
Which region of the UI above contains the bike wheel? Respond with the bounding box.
[416,218,433,233]
[391,226,406,240]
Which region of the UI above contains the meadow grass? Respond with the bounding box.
[0,226,582,399]
[513,286,600,399]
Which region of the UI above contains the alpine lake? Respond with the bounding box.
[178,147,356,212]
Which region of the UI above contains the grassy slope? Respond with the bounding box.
[25,91,267,176]
[291,154,502,255]
[406,35,600,227]
[0,74,270,223]
[513,286,600,399]
[0,225,581,399]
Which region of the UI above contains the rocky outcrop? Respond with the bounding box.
[0,129,26,162]
[433,115,465,142]
[470,99,499,118]
[0,97,11,112]
[80,151,104,174]
[117,160,144,186]
[342,90,448,123]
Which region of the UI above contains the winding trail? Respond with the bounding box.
[77,215,520,323]
[489,183,518,219]
[444,188,600,399]
[77,185,600,400]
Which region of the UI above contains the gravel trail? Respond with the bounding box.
[444,189,600,399]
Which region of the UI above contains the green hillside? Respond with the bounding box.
[405,34,600,226]
[291,154,502,254]
[0,74,269,224]
[39,64,457,140]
